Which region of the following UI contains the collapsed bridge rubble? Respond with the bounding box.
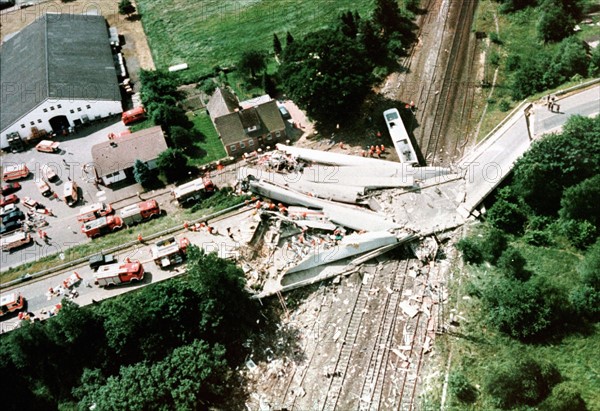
[234,146,469,298]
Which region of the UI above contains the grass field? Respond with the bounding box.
[188,110,227,166]
[137,0,375,79]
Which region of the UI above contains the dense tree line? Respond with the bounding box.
[0,247,259,410]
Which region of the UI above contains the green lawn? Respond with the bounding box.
[188,110,227,166]
[137,0,375,80]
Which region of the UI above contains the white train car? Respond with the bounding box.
[383,108,419,165]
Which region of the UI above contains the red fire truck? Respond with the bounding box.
[0,292,26,316]
[81,215,123,238]
[151,236,190,268]
[119,199,161,226]
[95,260,145,287]
[77,202,114,222]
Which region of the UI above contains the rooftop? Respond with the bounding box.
[92,126,168,177]
[0,14,121,132]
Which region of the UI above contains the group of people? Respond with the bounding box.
[361,144,386,158]
[546,95,560,113]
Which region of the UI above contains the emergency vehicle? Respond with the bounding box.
[151,236,190,268]
[173,176,214,205]
[121,106,146,125]
[81,215,123,238]
[77,202,114,222]
[119,199,161,226]
[2,163,30,181]
[1,231,31,252]
[95,260,145,287]
[0,293,26,316]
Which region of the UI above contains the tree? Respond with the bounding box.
[286,31,294,46]
[537,2,575,43]
[273,33,282,56]
[497,0,537,13]
[149,103,193,132]
[157,148,189,182]
[75,341,227,410]
[185,246,259,348]
[558,219,597,249]
[512,115,600,215]
[486,356,561,408]
[482,276,556,340]
[570,239,600,320]
[589,44,600,76]
[133,159,153,188]
[358,19,387,65]
[169,126,195,149]
[498,247,531,281]
[139,70,182,109]
[559,175,600,228]
[280,28,374,125]
[238,49,267,78]
[551,37,590,81]
[373,0,416,45]
[118,0,135,16]
[456,237,484,264]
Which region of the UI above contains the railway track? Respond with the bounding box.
[357,259,409,410]
[422,0,477,165]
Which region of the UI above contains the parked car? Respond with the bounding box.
[278,105,291,120]
[0,220,22,235]
[88,253,116,271]
[0,194,19,207]
[35,140,60,153]
[2,209,25,224]
[0,203,17,217]
[1,182,21,196]
[36,180,52,197]
[41,165,59,183]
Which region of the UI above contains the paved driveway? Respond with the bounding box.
[1,119,128,270]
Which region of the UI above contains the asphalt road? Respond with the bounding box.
[0,208,254,333]
[459,84,599,213]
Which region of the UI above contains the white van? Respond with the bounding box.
[63,181,79,206]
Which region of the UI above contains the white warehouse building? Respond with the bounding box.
[0,13,122,150]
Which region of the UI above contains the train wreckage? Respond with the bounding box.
[234,144,469,297]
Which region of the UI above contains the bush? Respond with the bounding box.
[489,31,503,45]
[482,276,556,340]
[498,100,510,112]
[480,228,508,264]
[523,229,552,246]
[198,78,218,95]
[558,219,597,250]
[569,284,600,320]
[457,237,484,264]
[559,175,600,228]
[487,199,528,234]
[541,383,588,411]
[449,372,478,403]
[486,356,561,408]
